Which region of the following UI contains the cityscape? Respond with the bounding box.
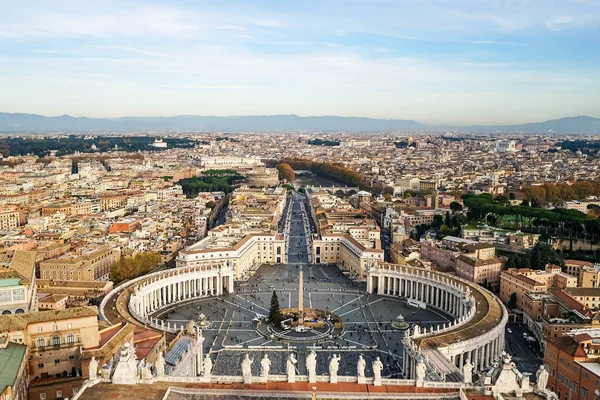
[1,1,600,400]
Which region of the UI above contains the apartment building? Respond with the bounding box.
[0,206,24,231]
[500,265,578,310]
[544,330,600,400]
[39,246,120,282]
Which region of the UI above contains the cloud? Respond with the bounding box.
[91,46,165,58]
[545,16,575,30]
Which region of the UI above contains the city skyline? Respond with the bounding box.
[1,0,600,125]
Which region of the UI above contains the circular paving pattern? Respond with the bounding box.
[149,263,453,378]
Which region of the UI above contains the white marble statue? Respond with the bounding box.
[306,351,317,383]
[536,365,549,391]
[463,359,473,384]
[372,357,383,385]
[241,354,254,383]
[186,320,196,335]
[88,356,98,380]
[415,357,426,381]
[112,343,138,385]
[286,353,298,382]
[357,355,366,378]
[203,354,213,377]
[329,354,340,383]
[155,352,165,377]
[260,354,271,378]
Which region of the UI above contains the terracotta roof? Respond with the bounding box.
[0,306,98,333]
[565,259,594,267]
[552,290,592,317]
[547,336,584,357]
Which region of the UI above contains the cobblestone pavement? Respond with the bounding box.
[151,264,451,378]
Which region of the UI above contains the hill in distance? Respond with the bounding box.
[0,112,599,133]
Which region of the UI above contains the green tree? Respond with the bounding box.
[432,214,444,228]
[269,290,282,326]
[450,201,463,214]
[530,242,563,270]
[206,200,216,209]
[444,211,451,227]
[508,292,518,309]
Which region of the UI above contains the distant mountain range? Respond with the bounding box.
[0,112,599,133]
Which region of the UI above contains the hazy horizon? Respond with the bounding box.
[1,0,599,125]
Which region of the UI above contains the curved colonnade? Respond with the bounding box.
[102,263,236,333]
[367,263,508,381]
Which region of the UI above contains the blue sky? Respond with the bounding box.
[0,0,599,125]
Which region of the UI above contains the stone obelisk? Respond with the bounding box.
[298,267,304,331]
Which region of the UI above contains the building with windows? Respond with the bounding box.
[0,342,28,400]
[312,233,383,280]
[544,329,600,400]
[0,205,24,231]
[177,228,286,280]
[39,246,119,282]
[0,250,37,315]
[499,266,578,312]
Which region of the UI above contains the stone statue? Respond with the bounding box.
[329,354,340,383]
[203,354,213,377]
[536,365,549,391]
[241,354,254,383]
[306,351,317,383]
[415,357,426,381]
[112,343,138,385]
[373,357,383,385]
[155,352,165,377]
[137,357,146,378]
[286,353,298,382]
[260,354,271,378]
[88,356,98,380]
[186,320,195,335]
[357,355,366,377]
[463,359,473,384]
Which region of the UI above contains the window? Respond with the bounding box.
[40,394,46,400]
[38,363,44,368]
[67,333,74,343]
[565,377,570,386]
[67,323,72,329]
[69,355,75,360]
[573,382,577,392]
[52,335,60,346]
[582,387,588,399]
[37,337,44,347]
[37,327,43,333]
[558,372,562,382]
[54,359,60,364]
[56,391,62,398]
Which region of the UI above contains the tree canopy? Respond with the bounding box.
[110,252,161,283]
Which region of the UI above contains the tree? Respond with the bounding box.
[110,252,161,283]
[383,186,395,196]
[276,163,296,182]
[482,278,489,290]
[269,290,282,326]
[449,201,463,214]
[432,214,444,228]
[508,292,517,309]
[383,193,392,202]
[530,242,563,270]
[206,200,216,209]
[444,211,451,227]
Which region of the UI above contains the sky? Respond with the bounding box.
[0,0,599,125]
